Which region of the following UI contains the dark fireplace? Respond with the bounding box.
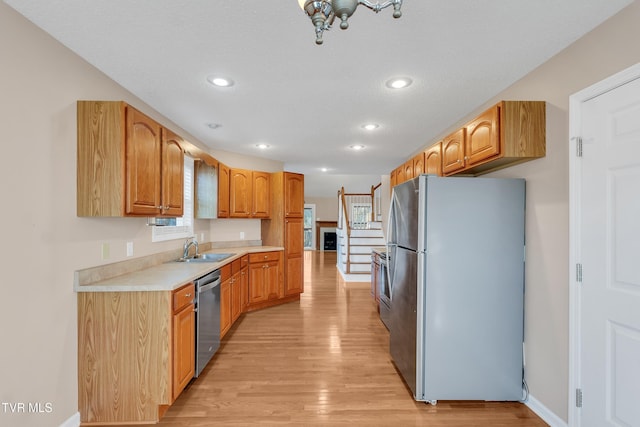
[323,232,337,250]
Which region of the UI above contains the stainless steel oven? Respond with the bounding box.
[379,251,391,330]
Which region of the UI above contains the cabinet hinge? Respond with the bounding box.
[576,263,583,283]
[576,388,583,408]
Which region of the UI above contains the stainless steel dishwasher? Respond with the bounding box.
[194,269,221,377]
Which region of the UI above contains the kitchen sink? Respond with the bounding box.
[174,253,235,263]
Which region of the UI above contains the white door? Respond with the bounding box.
[572,68,640,427]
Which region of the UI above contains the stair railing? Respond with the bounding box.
[337,183,382,274]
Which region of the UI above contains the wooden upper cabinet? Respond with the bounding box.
[161,128,185,217]
[396,166,405,185]
[465,104,500,167]
[387,101,545,178]
[424,142,442,176]
[442,128,467,175]
[389,168,397,190]
[229,168,252,218]
[413,152,425,176]
[218,162,230,218]
[403,159,414,181]
[284,172,304,218]
[251,171,271,218]
[77,101,184,217]
[125,107,162,216]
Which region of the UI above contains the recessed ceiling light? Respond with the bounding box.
[206,75,234,87]
[320,167,329,172]
[362,123,379,131]
[256,143,270,149]
[385,77,412,89]
[206,123,222,129]
[350,144,366,151]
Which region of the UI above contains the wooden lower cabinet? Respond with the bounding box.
[172,283,195,401]
[78,284,195,425]
[247,251,283,309]
[220,263,232,338]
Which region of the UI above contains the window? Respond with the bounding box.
[151,156,194,242]
[351,203,371,229]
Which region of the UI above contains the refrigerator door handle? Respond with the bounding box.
[386,189,397,301]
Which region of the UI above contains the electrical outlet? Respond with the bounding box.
[240,231,245,240]
[126,241,134,257]
[101,243,110,260]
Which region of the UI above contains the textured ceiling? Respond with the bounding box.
[5,0,632,176]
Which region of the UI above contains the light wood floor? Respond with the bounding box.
[159,251,548,426]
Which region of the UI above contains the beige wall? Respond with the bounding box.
[305,197,339,222]
[416,2,640,421]
[2,0,640,425]
[0,4,267,426]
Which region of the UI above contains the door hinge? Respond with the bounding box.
[576,263,583,283]
[576,388,583,408]
[575,137,583,157]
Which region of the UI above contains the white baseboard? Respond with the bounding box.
[59,412,80,427]
[525,395,568,427]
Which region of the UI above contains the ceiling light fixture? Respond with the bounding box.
[362,123,379,131]
[256,143,270,149]
[206,75,234,87]
[206,123,222,129]
[298,0,403,45]
[386,77,412,89]
[350,144,366,151]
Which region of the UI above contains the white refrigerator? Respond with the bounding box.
[387,175,525,404]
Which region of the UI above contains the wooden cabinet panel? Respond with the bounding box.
[466,104,500,167]
[218,162,230,218]
[403,159,414,181]
[77,101,184,217]
[442,128,466,175]
[285,255,303,296]
[220,276,231,338]
[229,168,252,218]
[396,165,405,184]
[231,271,242,323]
[161,129,185,217]
[125,107,163,215]
[424,142,442,176]
[252,171,271,218]
[78,291,172,424]
[172,302,194,401]
[285,217,303,296]
[239,261,249,311]
[413,152,425,176]
[265,259,281,300]
[248,252,282,307]
[248,262,268,304]
[284,173,304,218]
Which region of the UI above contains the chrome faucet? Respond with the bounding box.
[183,237,199,259]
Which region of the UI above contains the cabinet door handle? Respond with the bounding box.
[185,293,192,297]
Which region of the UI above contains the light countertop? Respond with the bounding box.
[74,246,284,292]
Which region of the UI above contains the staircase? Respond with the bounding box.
[336,184,386,282]
[336,221,385,282]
